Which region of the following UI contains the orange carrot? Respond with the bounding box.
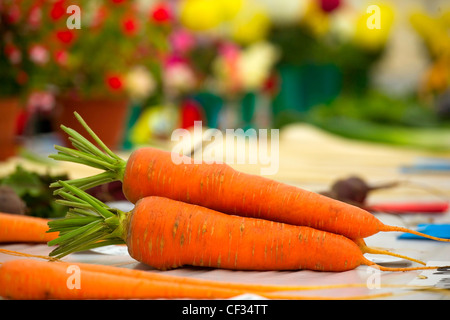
[50,112,450,242]
[38,259,365,293]
[0,259,273,300]
[47,182,442,273]
[0,259,396,300]
[0,212,58,243]
[0,252,392,294]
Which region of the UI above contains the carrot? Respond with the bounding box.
[50,112,450,243]
[0,259,398,300]
[47,182,442,273]
[0,258,278,300]
[0,248,428,296]
[34,259,372,293]
[0,212,58,243]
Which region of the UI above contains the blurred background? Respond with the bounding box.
[1,0,450,157]
[1,0,450,219]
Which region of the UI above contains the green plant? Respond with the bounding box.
[0,1,46,97]
[0,165,69,218]
[3,0,170,99]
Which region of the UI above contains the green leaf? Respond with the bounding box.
[0,165,70,218]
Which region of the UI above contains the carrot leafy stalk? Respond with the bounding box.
[47,181,127,258]
[49,112,126,191]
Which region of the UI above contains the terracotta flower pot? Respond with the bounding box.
[54,96,129,151]
[0,97,19,161]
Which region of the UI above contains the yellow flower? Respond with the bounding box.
[220,0,243,21]
[179,0,224,31]
[410,11,450,58]
[230,2,271,44]
[302,0,331,37]
[353,3,395,51]
[130,105,180,144]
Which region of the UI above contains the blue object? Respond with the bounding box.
[398,224,450,240]
[401,164,450,173]
[401,158,450,173]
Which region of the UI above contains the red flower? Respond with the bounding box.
[54,49,68,66]
[122,17,138,35]
[4,44,21,64]
[56,30,75,45]
[6,3,21,24]
[106,75,123,91]
[262,73,279,96]
[92,5,108,29]
[16,70,28,85]
[151,2,172,23]
[319,0,341,13]
[50,0,65,21]
[111,0,126,4]
[180,99,204,129]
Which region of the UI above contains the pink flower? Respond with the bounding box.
[28,4,42,29]
[219,42,241,61]
[29,44,49,65]
[27,91,55,113]
[92,5,108,29]
[170,29,196,54]
[163,57,197,93]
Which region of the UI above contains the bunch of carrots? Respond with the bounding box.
[1,112,450,300]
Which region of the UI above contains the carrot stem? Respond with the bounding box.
[47,181,127,258]
[50,171,117,190]
[54,145,117,170]
[49,113,126,194]
[73,111,123,161]
[49,152,108,170]
[55,185,114,219]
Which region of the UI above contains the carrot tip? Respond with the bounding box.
[381,225,450,242]
[363,257,449,272]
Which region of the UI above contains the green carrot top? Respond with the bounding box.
[49,112,127,192]
[47,181,128,259]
